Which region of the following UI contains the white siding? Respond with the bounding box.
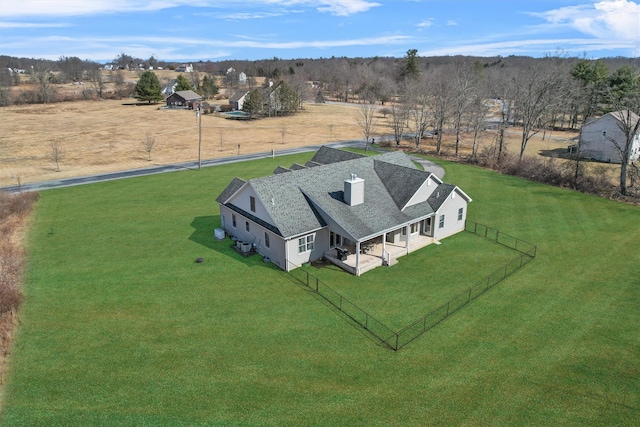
[581,114,640,163]
[404,176,439,209]
[432,190,468,240]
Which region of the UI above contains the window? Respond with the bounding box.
[245,221,250,232]
[265,232,270,248]
[439,214,445,229]
[232,214,237,228]
[250,196,256,212]
[458,207,464,222]
[410,223,419,234]
[298,234,315,253]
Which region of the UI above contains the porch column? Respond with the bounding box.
[405,225,410,255]
[355,241,361,276]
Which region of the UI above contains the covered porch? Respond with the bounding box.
[324,231,436,276]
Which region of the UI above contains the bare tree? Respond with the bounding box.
[280,125,287,145]
[142,132,156,161]
[405,79,431,150]
[426,68,452,155]
[219,129,224,152]
[467,90,490,160]
[32,61,55,104]
[355,101,377,152]
[387,102,409,146]
[513,56,568,161]
[451,64,475,156]
[603,109,640,196]
[49,140,64,172]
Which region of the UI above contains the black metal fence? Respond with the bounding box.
[286,221,537,350]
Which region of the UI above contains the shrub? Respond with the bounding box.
[0,191,39,314]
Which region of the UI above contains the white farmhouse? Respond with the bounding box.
[580,110,640,163]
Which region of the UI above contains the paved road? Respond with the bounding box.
[1,140,444,193]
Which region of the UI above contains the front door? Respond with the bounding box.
[423,218,432,236]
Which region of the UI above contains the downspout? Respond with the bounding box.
[285,237,290,272]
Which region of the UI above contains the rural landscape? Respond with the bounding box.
[1,24,640,427]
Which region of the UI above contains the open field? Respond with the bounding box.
[1,152,639,425]
[1,93,614,189]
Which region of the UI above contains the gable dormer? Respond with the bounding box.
[403,173,443,209]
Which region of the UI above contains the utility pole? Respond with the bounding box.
[197,105,202,170]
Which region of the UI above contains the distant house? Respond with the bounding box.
[176,64,194,73]
[216,147,471,276]
[165,90,202,108]
[238,72,247,85]
[580,110,640,163]
[162,79,178,96]
[229,90,249,110]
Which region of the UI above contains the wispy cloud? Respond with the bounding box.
[420,37,638,57]
[0,0,380,18]
[417,19,433,28]
[315,0,381,15]
[533,0,640,40]
[0,22,70,29]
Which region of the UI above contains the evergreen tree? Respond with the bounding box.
[242,89,264,118]
[199,75,219,99]
[175,74,193,91]
[400,49,420,80]
[315,90,326,104]
[134,71,162,104]
[608,65,640,105]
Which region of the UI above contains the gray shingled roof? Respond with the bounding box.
[427,184,456,211]
[273,166,291,174]
[229,90,249,102]
[374,159,429,209]
[216,177,246,204]
[310,146,365,165]
[174,90,202,101]
[216,148,469,241]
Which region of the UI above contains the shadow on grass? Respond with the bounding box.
[189,215,220,249]
[189,215,279,270]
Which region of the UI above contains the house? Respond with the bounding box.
[579,110,640,163]
[216,147,471,276]
[175,64,194,73]
[162,79,178,96]
[229,90,249,110]
[165,90,202,109]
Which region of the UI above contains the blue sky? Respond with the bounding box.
[0,0,638,62]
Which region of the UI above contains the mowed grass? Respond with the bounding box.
[2,152,640,426]
[304,233,520,330]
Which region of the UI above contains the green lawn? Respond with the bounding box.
[2,153,639,426]
[302,232,520,331]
